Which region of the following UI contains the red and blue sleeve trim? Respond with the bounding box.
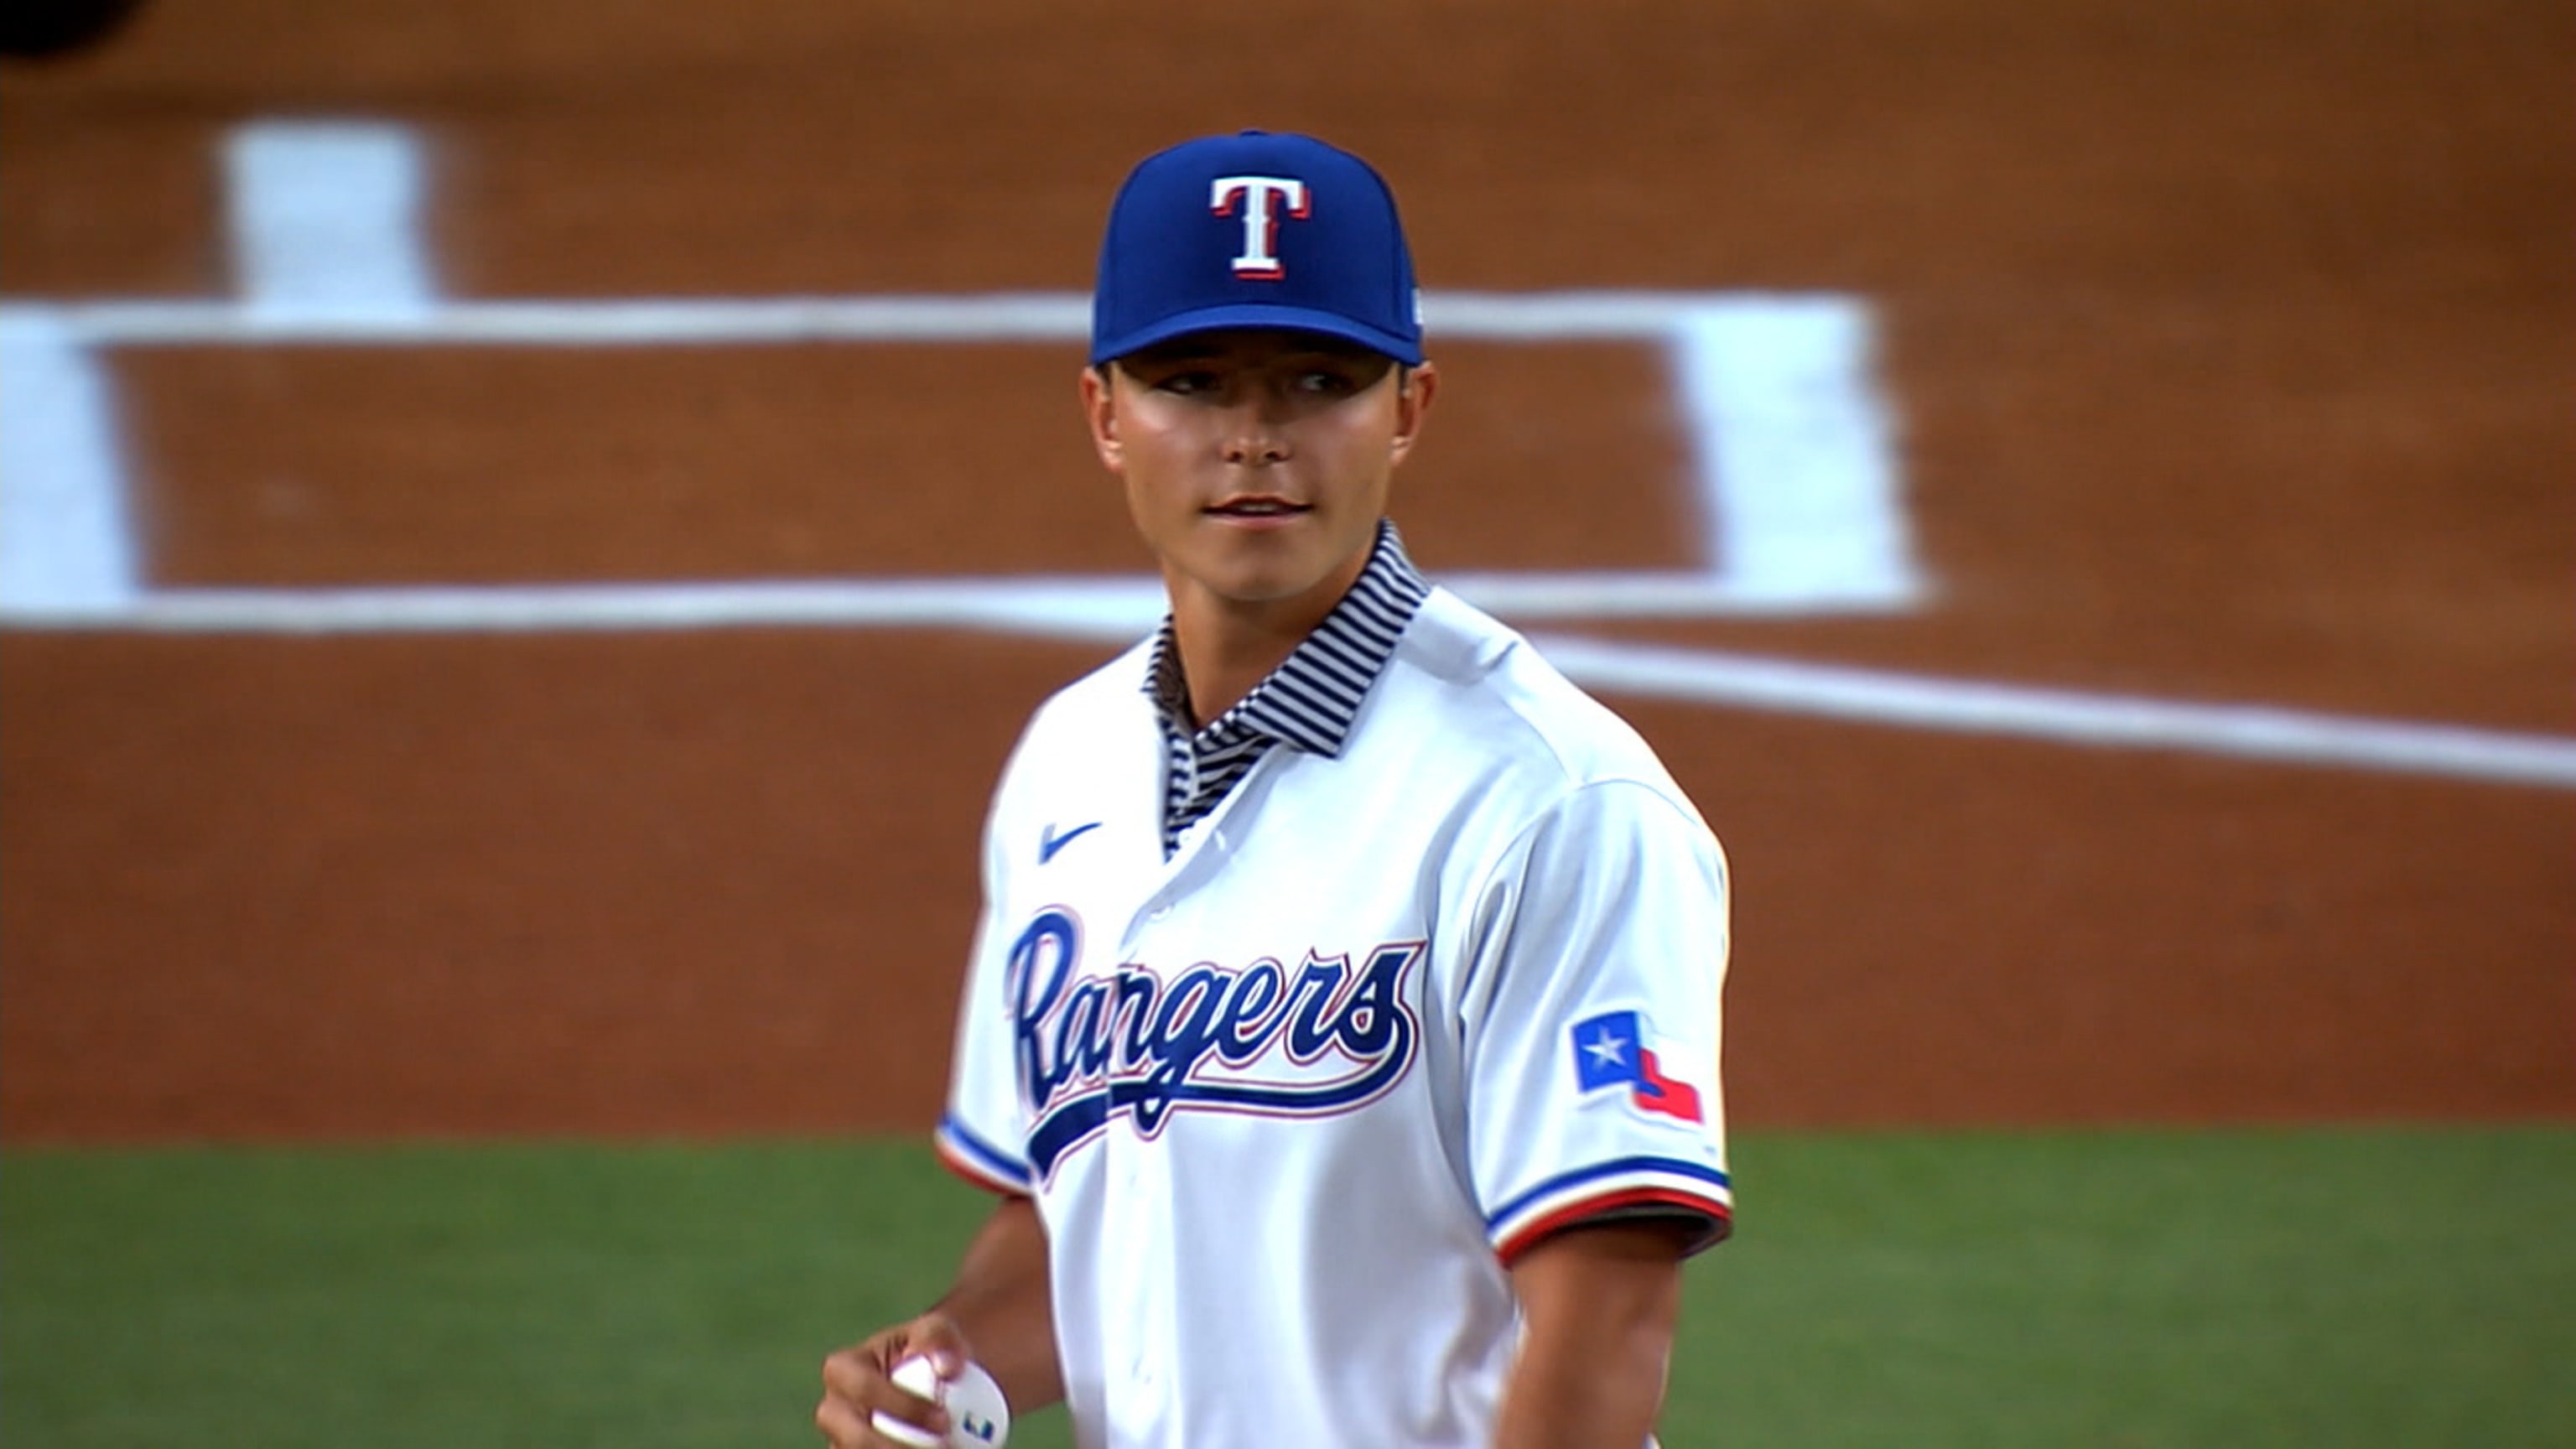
[934,1114,1033,1197]
[1488,1156,1732,1265]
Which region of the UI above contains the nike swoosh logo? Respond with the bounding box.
[1039,821,1103,865]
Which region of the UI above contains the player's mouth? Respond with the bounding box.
[1204,495,1312,527]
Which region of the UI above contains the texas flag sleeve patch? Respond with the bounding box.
[1569,1009,1705,1124]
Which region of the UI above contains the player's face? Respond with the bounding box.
[1082,329,1436,626]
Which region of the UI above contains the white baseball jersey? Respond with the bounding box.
[934,555,1730,1447]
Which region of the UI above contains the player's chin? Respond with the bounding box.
[1182,531,1316,581]
[1183,553,1337,608]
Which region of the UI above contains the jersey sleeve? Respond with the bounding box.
[1459,778,1731,1265]
[932,744,1038,1197]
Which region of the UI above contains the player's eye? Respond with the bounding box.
[1154,371,1219,396]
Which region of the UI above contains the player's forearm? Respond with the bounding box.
[1493,1332,1670,1448]
[930,1195,1064,1412]
[1493,1221,1690,1449]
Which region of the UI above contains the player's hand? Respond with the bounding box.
[816,1312,974,1447]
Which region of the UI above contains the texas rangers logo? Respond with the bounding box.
[1570,1009,1706,1124]
[1007,908,1421,1177]
[1210,174,1310,278]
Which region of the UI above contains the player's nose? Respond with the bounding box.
[1222,435,1291,465]
[1219,408,1291,465]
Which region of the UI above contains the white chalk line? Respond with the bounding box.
[225,122,436,309]
[1525,635,2576,791]
[10,579,2570,790]
[3,574,1895,636]
[0,289,1922,623]
[7,122,1917,616]
[19,289,1855,346]
[8,120,2560,790]
[0,281,2553,788]
[1676,305,1910,602]
[0,311,138,610]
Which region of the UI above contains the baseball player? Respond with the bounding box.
[818,130,1731,1449]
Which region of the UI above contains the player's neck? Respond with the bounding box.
[1166,594,1322,726]
[1160,542,1374,725]
[1170,563,1376,725]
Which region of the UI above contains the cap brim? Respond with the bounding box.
[1090,303,1424,367]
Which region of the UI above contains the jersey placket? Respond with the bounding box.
[1099,744,1285,1440]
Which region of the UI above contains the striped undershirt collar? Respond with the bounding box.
[1145,517,1431,758]
[1140,522,1427,853]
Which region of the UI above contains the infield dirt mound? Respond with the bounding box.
[3,0,2567,1140]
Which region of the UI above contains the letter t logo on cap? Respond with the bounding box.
[1210,175,1311,279]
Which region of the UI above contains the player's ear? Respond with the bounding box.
[1080,365,1124,471]
[1389,360,1437,466]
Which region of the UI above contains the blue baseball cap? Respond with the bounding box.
[1090,130,1424,367]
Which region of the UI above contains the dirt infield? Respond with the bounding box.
[3,0,2568,1140]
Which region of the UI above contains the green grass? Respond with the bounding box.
[1673,1126,2576,1446]
[5,1126,2571,1447]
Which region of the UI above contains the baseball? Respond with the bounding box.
[869,1356,1010,1449]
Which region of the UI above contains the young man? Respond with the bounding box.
[818,130,1732,1449]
